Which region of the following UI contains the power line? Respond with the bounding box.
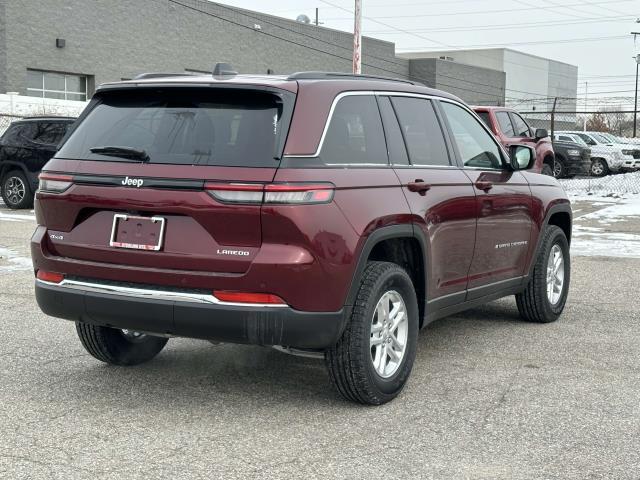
[363,15,635,34]
[320,0,636,20]
[167,0,582,104]
[398,34,629,50]
[318,0,580,80]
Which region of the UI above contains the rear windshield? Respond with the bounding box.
[57,88,290,167]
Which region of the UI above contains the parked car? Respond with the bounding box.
[550,136,591,178]
[33,70,572,405]
[0,116,76,208]
[597,133,640,169]
[558,131,637,176]
[473,106,554,175]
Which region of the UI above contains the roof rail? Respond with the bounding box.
[287,71,421,85]
[21,116,77,120]
[132,72,195,80]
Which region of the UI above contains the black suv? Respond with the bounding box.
[551,137,591,178]
[0,117,75,209]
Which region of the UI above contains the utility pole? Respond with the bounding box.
[635,55,639,137]
[315,8,319,26]
[353,0,362,74]
[583,81,588,131]
[633,32,639,137]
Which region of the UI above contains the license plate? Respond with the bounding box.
[109,214,166,251]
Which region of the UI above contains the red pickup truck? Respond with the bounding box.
[474,106,554,175]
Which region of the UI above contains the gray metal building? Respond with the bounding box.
[0,0,508,106]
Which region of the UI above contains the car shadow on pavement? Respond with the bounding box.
[57,300,524,408]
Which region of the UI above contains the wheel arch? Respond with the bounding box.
[345,225,428,327]
[525,202,572,280]
[0,161,31,182]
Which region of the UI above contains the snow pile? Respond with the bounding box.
[560,171,640,201]
[571,196,640,258]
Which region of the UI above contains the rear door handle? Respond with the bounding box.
[407,179,431,196]
[475,180,493,192]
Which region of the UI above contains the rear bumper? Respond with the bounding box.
[35,280,348,349]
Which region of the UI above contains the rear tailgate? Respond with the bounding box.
[36,85,295,275]
[39,162,276,274]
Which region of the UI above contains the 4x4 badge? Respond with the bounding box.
[122,176,144,187]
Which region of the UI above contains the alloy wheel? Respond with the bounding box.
[546,244,565,305]
[591,161,604,176]
[5,176,26,206]
[370,290,408,378]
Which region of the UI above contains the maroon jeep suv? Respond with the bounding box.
[32,70,571,405]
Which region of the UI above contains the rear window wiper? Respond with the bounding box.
[89,146,150,162]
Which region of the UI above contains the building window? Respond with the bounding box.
[27,70,88,101]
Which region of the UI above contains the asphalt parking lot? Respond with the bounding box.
[1,200,639,480]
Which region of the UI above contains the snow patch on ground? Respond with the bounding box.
[571,196,640,258]
[0,246,32,272]
[0,210,36,222]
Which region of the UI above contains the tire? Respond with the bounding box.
[516,225,570,323]
[325,261,419,405]
[76,322,168,366]
[552,158,565,179]
[1,170,33,209]
[590,159,609,177]
[541,163,554,176]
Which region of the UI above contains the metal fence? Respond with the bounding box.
[0,114,24,137]
[518,110,640,179]
[519,110,639,139]
[560,171,640,196]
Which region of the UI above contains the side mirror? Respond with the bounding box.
[509,145,535,170]
[534,128,548,140]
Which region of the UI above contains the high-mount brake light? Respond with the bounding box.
[213,290,286,305]
[38,173,74,193]
[36,270,65,284]
[204,182,335,205]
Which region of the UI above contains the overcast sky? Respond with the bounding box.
[218,0,640,104]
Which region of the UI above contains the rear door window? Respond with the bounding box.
[390,97,450,166]
[377,96,409,166]
[57,88,292,167]
[495,111,516,137]
[320,95,388,165]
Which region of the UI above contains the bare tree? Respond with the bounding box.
[586,112,609,132]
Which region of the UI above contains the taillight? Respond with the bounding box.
[204,182,264,204]
[204,182,334,205]
[213,290,286,305]
[36,270,65,284]
[264,183,334,204]
[38,173,73,193]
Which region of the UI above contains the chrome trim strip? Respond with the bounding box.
[36,279,288,308]
[282,90,507,163]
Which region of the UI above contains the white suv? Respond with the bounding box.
[557,131,637,176]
